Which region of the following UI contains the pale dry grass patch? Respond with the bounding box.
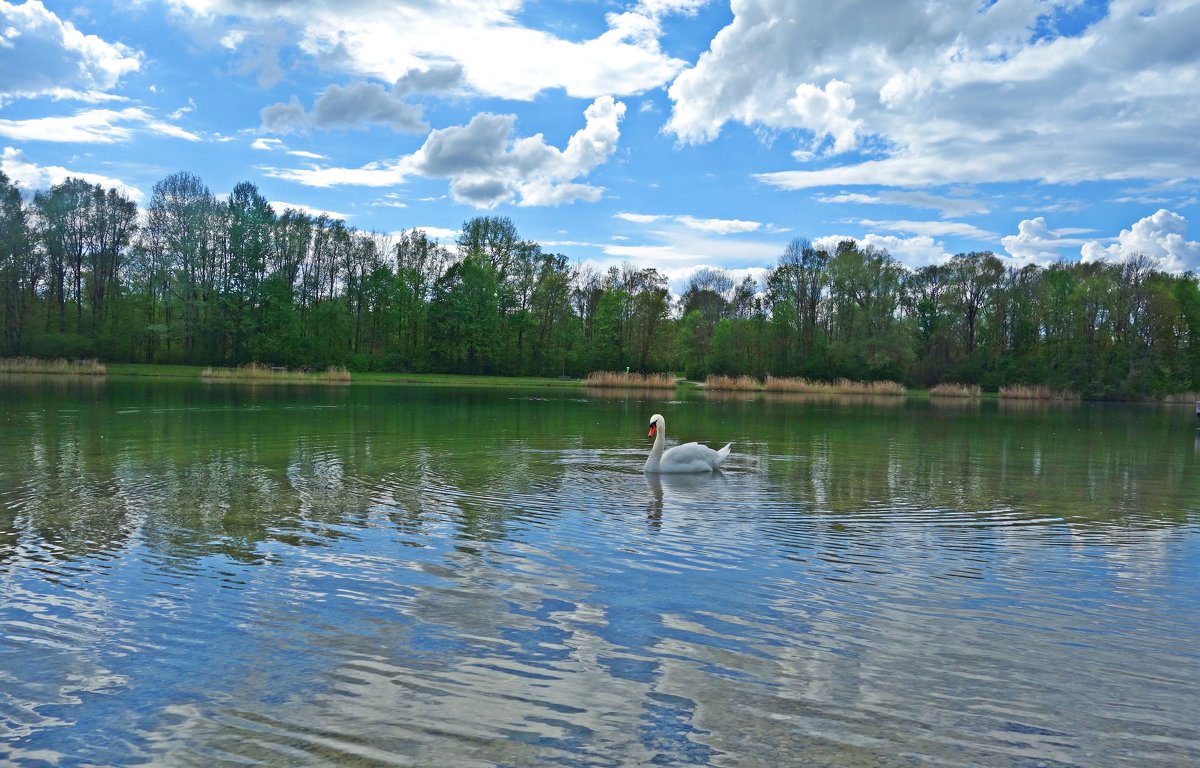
[0,357,106,375]
[583,371,677,389]
[929,382,981,398]
[705,374,761,391]
[765,376,907,396]
[201,363,351,384]
[998,384,1079,401]
[1155,392,1200,404]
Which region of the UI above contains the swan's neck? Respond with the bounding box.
[645,423,665,470]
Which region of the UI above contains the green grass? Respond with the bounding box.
[106,363,208,378]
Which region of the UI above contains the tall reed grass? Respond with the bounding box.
[764,376,907,396]
[0,357,106,375]
[1155,392,1200,404]
[929,382,981,398]
[201,363,351,384]
[704,374,761,391]
[583,371,677,389]
[998,384,1079,401]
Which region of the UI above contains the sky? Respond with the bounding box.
[2,0,1199,293]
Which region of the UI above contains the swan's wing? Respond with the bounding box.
[660,441,726,472]
[713,442,732,468]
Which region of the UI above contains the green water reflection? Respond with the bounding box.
[3,377,1198,568]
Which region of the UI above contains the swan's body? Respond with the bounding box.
[644,413,731,473]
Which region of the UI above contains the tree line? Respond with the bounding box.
[3,169,1200,397]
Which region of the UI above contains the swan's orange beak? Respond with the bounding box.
[648,423,657,438]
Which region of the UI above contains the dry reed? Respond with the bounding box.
[0,357,106,375]
[201,363,351,384]
[583,371,677,389]
[704,374,761,391]
[929,382,981,398]
[764,375,907,396]
[998,384,1080,401]
[1155,392,1200,404]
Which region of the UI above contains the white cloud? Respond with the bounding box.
[0,107,201,143]
[260,80,432,134]
[787,79,862,154]
[600,227,783,293]
[1001,217,1081,263]
[615,211,763,234]
[815,189,988,218]
[268,200,354,220]
[0,0,141,102]
[811,233,951,270]
[1,146,143,201]
[264,96,626,208]
[668,0,1200,189]
[1081,209,1200,272]
[853,218,994,241]
[408,225,461,242]
[164,0,688,101]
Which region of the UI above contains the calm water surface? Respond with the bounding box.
[1,377,1199,767]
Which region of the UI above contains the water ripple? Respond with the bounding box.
[3,392,1200,767]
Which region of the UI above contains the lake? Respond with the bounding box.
[1,377,1198,767]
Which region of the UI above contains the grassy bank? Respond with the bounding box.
[354,371,582,388]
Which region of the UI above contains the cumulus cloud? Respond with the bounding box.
[811,233,951,270]
[669,0,1200,189]
[164,0,687,101]
[0,0,141,102]
[393,63,464,96]
[999,216,1101,264]
[1002,217,1060,262]
[273,82,426,133]
[263,96,626,208]
[1081,209,1200,272]
[1,146,143,201]
[261,65,465,135]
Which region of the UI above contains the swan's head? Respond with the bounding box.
[648,413,664,437]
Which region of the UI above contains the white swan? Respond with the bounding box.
[644,413,731,473]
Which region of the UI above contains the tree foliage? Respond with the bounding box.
[2,172,1200,396]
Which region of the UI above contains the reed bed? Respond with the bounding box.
[201,363,351,384]
[0,357,106,375]
[998,384,1080,401]
[929,382,981,398]
[764,376,907,396]
[1155,391,1200,404]
[583,371,677,389]
[704,374,761,391]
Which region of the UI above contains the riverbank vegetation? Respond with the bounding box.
[583,371,676,389]
[998,385,1081,401]
[930,383,982,398]
[0,356,106,375]
[4,170,1200,399]
[200,363,351,384]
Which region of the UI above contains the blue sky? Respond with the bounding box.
[2,0,1199,292]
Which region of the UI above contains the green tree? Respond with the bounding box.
[0,172,33,353]
[429,254,502,373]
[144,171,219,361]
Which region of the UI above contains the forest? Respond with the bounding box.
[3,169,1200,398]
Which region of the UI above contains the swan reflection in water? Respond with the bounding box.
[644,470,729,523]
